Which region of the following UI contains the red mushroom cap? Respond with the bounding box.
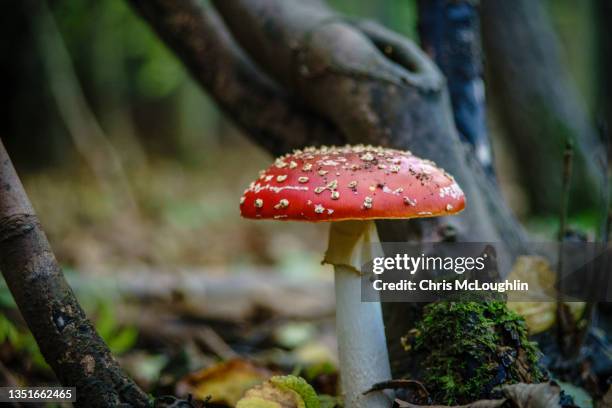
[240,145,465,222]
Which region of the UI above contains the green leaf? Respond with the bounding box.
[318,395,342,408]
[270,375,320,408]
[95,301,116,341]
[108,327,138,355]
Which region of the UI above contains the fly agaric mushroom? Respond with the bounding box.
[240,145,465,408]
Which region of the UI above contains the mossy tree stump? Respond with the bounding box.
[403,301,545,405]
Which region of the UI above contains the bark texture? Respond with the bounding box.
[0,140,149,408]
[417,0,493,175]
[482,0,605,213]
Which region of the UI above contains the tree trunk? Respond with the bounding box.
[417,0,494,175]
[0,140,149,408]
[481,0,605,214]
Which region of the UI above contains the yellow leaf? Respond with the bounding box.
[507,256,584,334]
[176,359,276,406]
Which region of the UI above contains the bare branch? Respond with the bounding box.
[0,140,149,408]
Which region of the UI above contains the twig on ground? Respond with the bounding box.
[556,141,577,356]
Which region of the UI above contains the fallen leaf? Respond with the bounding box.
[507,256,584,334]
[236,375,320,408]
[176,359,276,406]
[501,382,562,408]
[394,381,566,408]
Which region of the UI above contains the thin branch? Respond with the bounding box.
[0,139,149,407]
[555,142,576,356]
[126,0,343,156]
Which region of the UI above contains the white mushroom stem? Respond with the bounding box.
[324,220,392,408]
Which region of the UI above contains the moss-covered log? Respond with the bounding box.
[403,301,545,405]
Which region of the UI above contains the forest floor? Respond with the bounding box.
[0,142,607,407]
[1,142,341,406]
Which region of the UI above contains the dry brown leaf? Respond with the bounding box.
[395,381,564,408]
[176,359,276,406]
[394,398,504,408]
[501,382,561,408]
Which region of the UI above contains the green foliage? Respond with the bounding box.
[406,301,545,405]
[303,362,336,382]
[326,0,417,39]
[53,0,186,99]
[0,285,16,308]
[94,301,138,356]
[527,210,599,239]
[0,314,19,347]
[0,280,49,370]
[317,394,342,408]
[0,313,49,370]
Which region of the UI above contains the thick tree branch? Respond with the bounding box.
[0,140,149,408]
[354,20,444,93]
[127,0,343,156]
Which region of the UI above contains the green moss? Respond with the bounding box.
[404,301,545,405]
